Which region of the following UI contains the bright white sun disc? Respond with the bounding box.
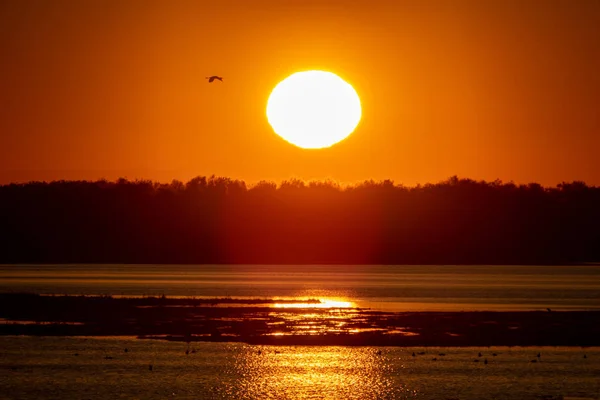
[266,71,362,149]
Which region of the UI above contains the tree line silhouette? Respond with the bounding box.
[0,176,598,264]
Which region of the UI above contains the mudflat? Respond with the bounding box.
[1,293,598,347]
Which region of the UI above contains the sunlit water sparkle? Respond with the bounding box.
[1,337,599,400]
[2,264,600,311]
[2,265,600,399]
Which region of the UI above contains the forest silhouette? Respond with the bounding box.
[0,176,598,264]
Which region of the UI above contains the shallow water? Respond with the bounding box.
[1,264,600,311]
[1,337,599,400]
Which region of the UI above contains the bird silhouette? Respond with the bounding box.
[206,76,223,83]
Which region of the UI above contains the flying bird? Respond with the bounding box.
[206,76,223,83]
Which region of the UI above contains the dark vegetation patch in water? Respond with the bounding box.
[1,293,599,347]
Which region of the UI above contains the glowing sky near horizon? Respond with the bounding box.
[0,0,598,186]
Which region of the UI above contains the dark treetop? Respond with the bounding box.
[0,176,598,264]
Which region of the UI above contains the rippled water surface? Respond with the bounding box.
[2,266,600,399]
[1,337,599,400]
[1,264,600,311]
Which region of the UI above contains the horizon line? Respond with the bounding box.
[0,175,595,190]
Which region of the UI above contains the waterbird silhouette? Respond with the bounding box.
[124,348,128,353]
[547,308,552,312]
[478,352,482,357]
[531,359,538,363]
[206,76,223,83]
[149,364,153,371]
[412,352,416,357]
[492,353,498,357]
[438,353,446,356]
[537,352,541,358]
[432,357,437,361]
[583,354,587,359]
[484,358,488,365]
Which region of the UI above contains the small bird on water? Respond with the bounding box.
[206,76,223,83]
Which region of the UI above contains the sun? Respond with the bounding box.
[266,70,362,149]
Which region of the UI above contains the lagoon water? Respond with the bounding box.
[1,337,599,400]
[1,264,600,311]
[2,265,600,399]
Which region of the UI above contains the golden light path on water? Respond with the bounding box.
[268,298,373,337]
[231,345,415,399]
[3,336,600,399]
[273,299,354,309]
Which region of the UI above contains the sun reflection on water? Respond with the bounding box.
[266,298,367,336]
[231,345,418,399]
[273,299,354,309]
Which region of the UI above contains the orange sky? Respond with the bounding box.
[1,0,598,186]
